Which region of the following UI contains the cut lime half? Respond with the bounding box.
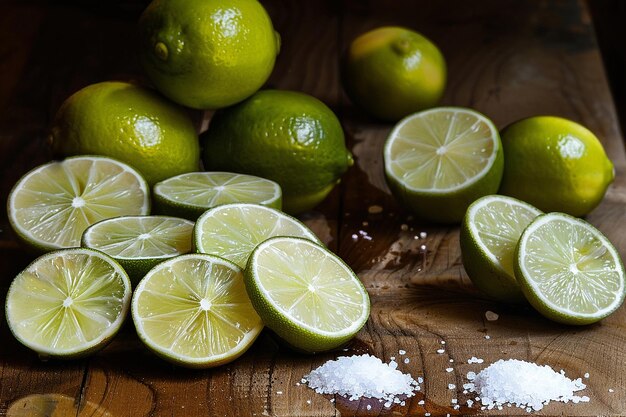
[244,236,370,353]
[515,213,626,325]
[132,254,263,368]
[5,248,131,358]
[384,107,503,223]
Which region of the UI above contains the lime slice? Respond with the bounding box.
[132,254,263,368]
[244,236,370,353]
[8,156,150,251]
[460,195,542,302]
[81,215,194,284]
[515,213,626,324]
[5,248,131,358]
[383,107,503,223]
[194,203,321,268]
[154,172,282,220]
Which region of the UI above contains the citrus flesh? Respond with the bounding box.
[201,90,353,213]
[5,248,131,358]
[244,236,370,353]
[499,116,614,216]
[8,156,150,251]
[82,215,194,284]
[460,195,542,302]
[50,81,200,185]
[384,107,503,223]
[132,254,262,368]
[138,0,279,109]
[194,203,320,269]
[515,213,625,325]
[153,172,282,220]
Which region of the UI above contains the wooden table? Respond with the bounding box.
[1,1,625,416]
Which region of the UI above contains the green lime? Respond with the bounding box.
[342,26,446,121]
[515,212,625,325]
[81,215,194,284]
[244,236,370,353]
[132,254,263,368]
[384,107,504,223]
[8,156,150,252]
[201,89,353,213]
[194,203,321,269]
[49,81,200,185]
[153,172,282,221]
[6,248,131,359]
[460,195,542,302]
[138,0,279,109]
[499,116,614,216]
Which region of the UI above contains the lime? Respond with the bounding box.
[384,107,503,223]
[460,195,542,302]
[132,254,262,368]
[49,81,200,185]
[499,116,614,216]
[5,248,131,359]
[8,156,150,252]
[244,236,370,353]
[515,213,625,325]
[138,0,279,109]
[342,26,446,121]
[201,90,353,213]
[81,215,194,284]
[194,203,321,269]
[153,172,282,221]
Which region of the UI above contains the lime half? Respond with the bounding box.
[515,213,626,325]
[5,248,131,359]
[244,236,370,353]
[384,107,503,223]
[132,254,263,368]
[460,195,542,302]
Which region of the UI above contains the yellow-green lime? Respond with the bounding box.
[499,116,614,216]
[460,195,542,303]
[194,203,321,269]
[49,81,200,185]
[132,254,263,368]
[5,248,131,359]
[384,107,503,223]
[153,172,282,221]
[8,156,150,252]
[81,215,194,284]
[201,90,353,213]
[342,26,446,121]
[244,236,370,353]
[138,0,280,109]
[514,212,625,325]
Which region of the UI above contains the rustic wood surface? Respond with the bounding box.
[1,1,625,416]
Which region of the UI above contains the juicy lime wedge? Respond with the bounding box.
[460,195,542,302]
[82,215,194,284]
[515,213,626,324]
[5,248,131,358]
[384,107,503,223]
[194,203,321,268]
[154,172,282,220]
[132,254,263,368]
[8,156,150,251]
[244,236,370,353]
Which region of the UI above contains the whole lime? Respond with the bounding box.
[138,0,280,110]
[49,81,200,185]
[201,90,353,213]
[342,26,446,121]
[499,116,614,216]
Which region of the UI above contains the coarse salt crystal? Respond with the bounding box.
[485,335,491,340]
[404,358,410,364]
[366,404,371,410]
[448,384,456,390]
[446,368,454,373]
[437,349,445,354]
[467,357,484,364]
[584,373,589,378]
[485,311,499,321]
[418,400,425,405]
[399,349,406,355]
[420,232,427,239]
[609,388,614,393]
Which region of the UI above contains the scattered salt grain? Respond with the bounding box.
[276,391,283,395]
[351,234,358,240]
[485,311,499,321]
[465,359,589,411]
[449,359,454,363]
[437,349,445,354]
[425,413,431,416]
[446,368,454,373]
[400,224,409,231]
[418,400,425,405]
[441,341,446,345]
[366,404,371,410]
[399,349,406,355]
[451,399,458,404]
[448,384,456,390]
[468,357,484,364]
[404,358,410,364]
[584,373,589,379]
[420,232,427,239]
[467,399,474,407]
[609,388,614,393]
[485,335,491,340]
[306,400,311,404]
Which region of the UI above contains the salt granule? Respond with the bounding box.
[304,354,419,407]
[465,359,589,411]
[485,311,499,321]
